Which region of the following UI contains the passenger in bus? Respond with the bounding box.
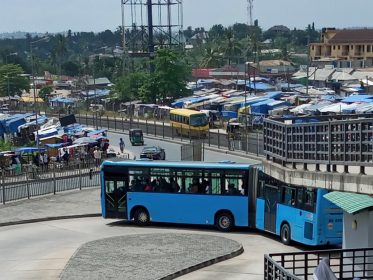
[144,178,153,192]
[157,178,168,192]
[151,179,158,192]
[202,179,211,194]
[190,178,201,193]
[170,177,180,193]
[133,178,144,192]
[228,183,241,195]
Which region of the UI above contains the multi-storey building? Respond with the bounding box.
[310,28,373,67]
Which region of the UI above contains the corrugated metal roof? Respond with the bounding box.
[324,192,373,214]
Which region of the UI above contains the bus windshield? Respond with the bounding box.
[190,114,208,126]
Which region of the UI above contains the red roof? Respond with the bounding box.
[329,29,373,44]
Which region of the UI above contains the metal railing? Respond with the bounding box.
[264,115,373,167]
[265,247,373,280]
[0,160,101,204]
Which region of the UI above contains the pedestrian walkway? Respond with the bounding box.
[0,188,101,226]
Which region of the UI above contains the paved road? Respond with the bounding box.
[107,131,261,164]
[0,217,300,280]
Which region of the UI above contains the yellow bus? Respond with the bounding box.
[170,108,209,137]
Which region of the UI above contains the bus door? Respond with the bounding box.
[104,179,128,218]
[264,184,279,233]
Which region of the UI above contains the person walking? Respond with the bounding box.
[119,138,125,153]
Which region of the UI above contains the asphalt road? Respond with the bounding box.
[0,217,300,280]
[107,131,260,164]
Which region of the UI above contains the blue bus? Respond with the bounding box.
[101,160,342,246]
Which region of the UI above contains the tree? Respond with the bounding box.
[54,34,67,77]
[208,24,225,42]
[0,64,29,97]
[113,71,149,102]
[38,85,53,101]
[222,28,242,65]
[200,45,222,68]
[61,61,80,77]
[141,49,191,103]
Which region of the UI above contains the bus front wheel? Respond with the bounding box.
[215,212,234,232]
[134,208,150,226]
[280,223,291,245]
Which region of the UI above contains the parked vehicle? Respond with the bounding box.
[140,146,166,160]
[129,128,144,146]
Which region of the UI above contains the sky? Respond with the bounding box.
[0,0,372,33]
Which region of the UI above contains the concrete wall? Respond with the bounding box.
[343,211,373,276]
[263,160,373,195]
[343,211,373,249]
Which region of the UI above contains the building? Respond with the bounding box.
[310,28,373,68]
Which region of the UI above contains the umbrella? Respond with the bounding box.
[73,137,97,145]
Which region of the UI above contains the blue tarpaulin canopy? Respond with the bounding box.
[16,147,46,154]
[87,129,107,136]
[245,82,275,91]
[50,97,76,104]
[341,94,373,104]
[45,143,68,148]
[220,111,237,120]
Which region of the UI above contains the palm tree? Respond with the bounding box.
[200,46,222,68]
[222,28,242,65]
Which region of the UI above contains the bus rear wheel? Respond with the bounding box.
[215,212,234,232]
[134,208,150,226]
[280,223,291,245]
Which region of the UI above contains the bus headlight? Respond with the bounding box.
[327,223,334,230]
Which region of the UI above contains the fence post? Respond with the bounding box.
[114,114,117,130]
[79,163,82,190]
[85,112,88,125]
[171,123,174,139]
[218,129,220,148]
[107,115,109,129]
[26,169,30,199]
[146,119,148,134]
[122,116,124,131]
[154,119,157,136]
[162,121,165,138]
[53,163,56,195]
[208,129,211,146]
[1,171,5,205]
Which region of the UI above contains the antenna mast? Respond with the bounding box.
[247,0,253,26]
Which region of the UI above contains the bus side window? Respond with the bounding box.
[304,189,316,212]
[296,188,304,208]
[105,181,115,194]
[282,187,295,206]
[209,172,222,195]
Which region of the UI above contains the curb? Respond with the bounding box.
[160,245,244,280]
[0,213,101,227]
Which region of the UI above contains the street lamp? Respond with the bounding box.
[30,36,49,150]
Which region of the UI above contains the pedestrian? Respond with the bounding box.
[39,153,44,170]
[43,153,49,170]
[62,149,69,165]
[119,138,125,153]
[93,147,102,166]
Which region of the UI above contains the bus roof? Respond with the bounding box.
[170,108,206,117]
[102,159,254,170]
